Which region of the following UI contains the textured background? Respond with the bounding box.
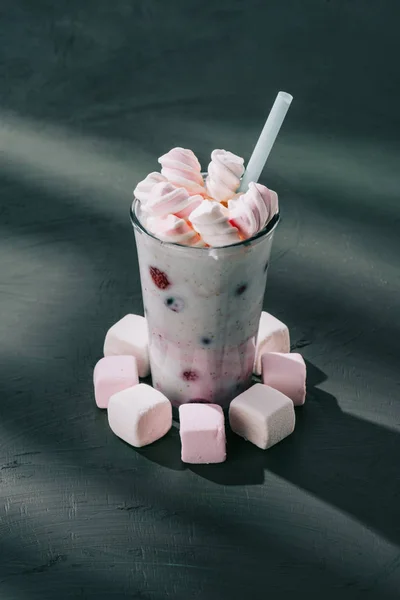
[1,1,399,599]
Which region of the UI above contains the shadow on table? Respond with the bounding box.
[135,421,185,472]
[139,361,328,482]
[142,359,400,548]
[154,361,326,484]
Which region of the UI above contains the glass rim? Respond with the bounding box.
[130,198,280,252]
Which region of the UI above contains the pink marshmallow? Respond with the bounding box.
[179,404,226,464]
[228,182,278,238]
[108,383,172,447]
[158,147,205,195]
[254,311,290,375]
[103,314,149,377]
[261,352,306,406]
[93,355,139,409]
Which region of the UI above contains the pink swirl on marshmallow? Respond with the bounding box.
[228,182,279,239]
[205,149,245,202]
[133,172,167,204]
[176,194,204,219]
[158,148,206,195]
[189,200,241,247]
[146,214,205,247]
[144,182,202,219]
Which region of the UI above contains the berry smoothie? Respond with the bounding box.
[131,199,279,407]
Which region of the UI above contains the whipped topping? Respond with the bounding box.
[133,172,167,204]
[158,147,206,195]
[143,182,202,219]
[228,182,279,238]
[205,149,244,202]
[146,214,205,247]
[189,200,241,247]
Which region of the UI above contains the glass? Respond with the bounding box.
[131,198,279,407]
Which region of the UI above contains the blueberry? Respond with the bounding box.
[164,297,185,312]
[235,283,248,296]
[201,336,212,346]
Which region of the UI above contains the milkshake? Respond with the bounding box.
[131,147,279,407]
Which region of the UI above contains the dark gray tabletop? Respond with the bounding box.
[1,2,399,599]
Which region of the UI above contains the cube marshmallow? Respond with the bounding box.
[104,314,149,377]
[93,355,139,408]
[179,404,226,464]
[261,352,306,406]
[229,383,295,450]
[254,311,290,375]
[108,383,172,447]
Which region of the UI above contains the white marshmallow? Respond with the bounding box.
[254,311,290,375]
[229,383,295,450]
[189,200,241,247]
[108,383,172,447]
[104,314,149,378]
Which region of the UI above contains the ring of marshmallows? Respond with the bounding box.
[133,147,279,248]
[94,312,306,464]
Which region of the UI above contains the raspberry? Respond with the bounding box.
[149,266,170,289]
[228,218,238,229]
[182,370,199,382]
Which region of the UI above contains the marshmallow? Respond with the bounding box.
[93,355,139,409]
[206,149,244,202]
[108,383,172,447]
[189,200,241,247]
[158,148,205,195]
[146,214,205,246]
[179,404,226,464]
[261,352,306,406]
[104,314,149,378]
[144,182,201,219]
[254,311,290,375]
[229,383,295,450]
[133,172,167,204]
[228,182,279,239]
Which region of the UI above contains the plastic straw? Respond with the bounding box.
[239,91,293,192]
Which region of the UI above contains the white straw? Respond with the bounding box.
[239,91,293,192]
